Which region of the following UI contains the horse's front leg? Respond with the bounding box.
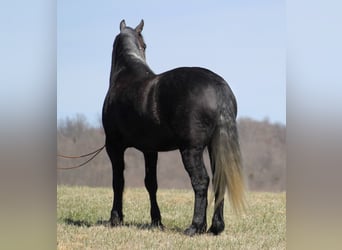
[106,143,125,226]
[143,151,164,229]
[180,147,209,236]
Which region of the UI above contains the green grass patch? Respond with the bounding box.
[57,186,285,249]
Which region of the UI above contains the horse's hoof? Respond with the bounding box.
[110,211,123,227]
[184,224,206,236]
[151,220,165,230]
[207,223,225,235]
[109,217,123,227]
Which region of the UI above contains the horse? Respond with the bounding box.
[102,19,245,236]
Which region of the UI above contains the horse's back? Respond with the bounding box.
[159,67,227,89]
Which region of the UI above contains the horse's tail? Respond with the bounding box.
[210,119,246,214]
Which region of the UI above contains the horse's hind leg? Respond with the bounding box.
[207,146,225,235]
[106,143,125,226]
[143,151,163,229]
[180,147,209,236]
[208,198,225,235]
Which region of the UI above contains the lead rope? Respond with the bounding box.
[57,145,105,170]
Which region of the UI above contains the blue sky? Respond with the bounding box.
[58,0,285,125]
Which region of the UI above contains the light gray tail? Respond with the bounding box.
[210,120,246,214]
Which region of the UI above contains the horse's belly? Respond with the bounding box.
[125,129,178,152]
[117,119,178,152]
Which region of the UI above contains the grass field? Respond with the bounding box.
[57,186,285,249]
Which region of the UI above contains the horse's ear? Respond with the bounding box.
[120,20,126,32]
[135,19,144,33]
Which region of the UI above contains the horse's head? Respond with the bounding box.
[113,19,147,64]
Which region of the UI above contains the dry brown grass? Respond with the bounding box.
[58,186,286,249]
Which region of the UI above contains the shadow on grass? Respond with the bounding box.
[62,218,184,233]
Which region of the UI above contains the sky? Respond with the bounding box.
[57,0,285,125]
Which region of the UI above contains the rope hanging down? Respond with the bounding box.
[57,145,105,170]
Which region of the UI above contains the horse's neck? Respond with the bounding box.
[110,58,154,85]
[120,57,154,76]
